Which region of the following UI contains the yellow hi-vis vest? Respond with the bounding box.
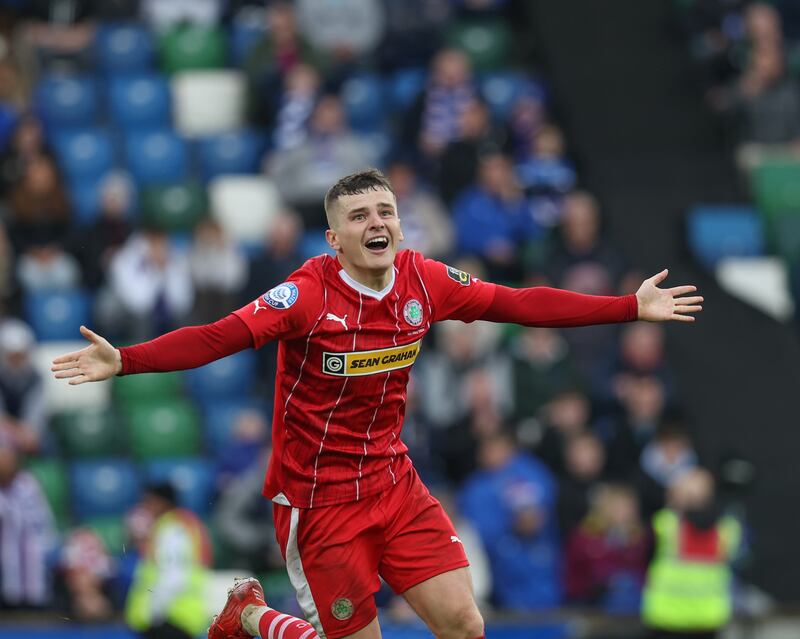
[642,509,741,632]
[125,509,213,636]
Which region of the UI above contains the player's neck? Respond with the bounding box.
[337,257,393,293]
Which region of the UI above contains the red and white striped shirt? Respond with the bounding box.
[234,250,497,508]
[120,249,637,509]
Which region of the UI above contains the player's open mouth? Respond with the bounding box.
[364,236,390,253]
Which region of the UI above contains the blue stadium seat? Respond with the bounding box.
[52,129,115,181]
[197,130,266,180]
[70,458,141,519]
[687,205,765,269]
[341,73,385,132]
[109,73,171,129]
[185,350,257,401]
[387,68,427,113]
[125,129,188,185]
[35,74,99,129]
[229,14,265,66]
[202,399,269,454]
[94,23,155,72]
[68,178,104,225]
[143,458,216,514]
[24,289,92,341]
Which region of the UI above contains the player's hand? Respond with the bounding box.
[635,269,703,322]
[50,325,122,384]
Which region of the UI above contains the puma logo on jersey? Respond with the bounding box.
[450,535,462,544]
[325,312,348,330]
[253,298,268,314]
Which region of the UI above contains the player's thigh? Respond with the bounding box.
[402,567,483,639]
[273,503,383,639]
[340,616,382,639]
[379,471,470,593]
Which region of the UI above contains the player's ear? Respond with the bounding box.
[325,228,341,252]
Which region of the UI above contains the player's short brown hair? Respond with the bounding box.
[324,168,395,227]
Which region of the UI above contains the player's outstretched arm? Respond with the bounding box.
[51,325,121,385]
[635,269,703,322]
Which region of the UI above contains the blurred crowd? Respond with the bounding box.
[0,1,742,635]
[681,0,800,159]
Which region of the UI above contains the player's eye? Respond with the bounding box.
[353,214,366,221]
[380,210,395,217]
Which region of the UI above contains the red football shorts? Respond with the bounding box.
[273,468,469,638]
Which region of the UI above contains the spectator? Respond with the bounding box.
[296,0,385,70]
[543,191,625,388]
[100,228,194,340]
[515,124,577,196]
[18,0,95,71]
[0,442,56,609]
[606,375,668,479]
[69,172,134,290]
[509,326,583,426]
[377,0,451,71]
[242,209,305,306]
[241,209,305,387]
[611,322,674,405]
[387,159,453,259]
[453,151,540,281]
[508,86,547,160]
[637,420,699,520]
[0,319,45,454]
[405,48,477,162]
[0,114,49,197]
[125,483,213,639]
[188,217,248,325]
[557,430,607,539]
[530,387,591,473]
[545,190,625,290]
[416,318,510,430]
[266,94,377,227]
[216,409,269,489]
[744,2,784,50]
[272,63,322,151]
[0,224,14,312]
[57,528,114,621]
[565,483,648,611]
[244,1,326,126]
[214,448,284,574]
[642,468,741,639]
[7,154,71,254]
[459,430,561,610]
[0,59,24,152]
[713,43,800,150]
[437,96,511,205]
[17,239,80,292]
[433,367,506,484]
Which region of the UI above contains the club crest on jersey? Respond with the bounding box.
[322,340,421,377]
[260,282,298,310]
[403,299,423,327]
[446,265,471,286]
[331,598,354,621]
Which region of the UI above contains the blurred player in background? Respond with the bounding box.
[52,169,702,639]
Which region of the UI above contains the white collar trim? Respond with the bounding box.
[338,267,396,300]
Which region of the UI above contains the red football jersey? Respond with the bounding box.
[233,250,495,508]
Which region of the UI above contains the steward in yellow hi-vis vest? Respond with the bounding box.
[125,484,213,639]
[642,468,741,639]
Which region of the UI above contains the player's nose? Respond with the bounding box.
[368,212,385,228]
